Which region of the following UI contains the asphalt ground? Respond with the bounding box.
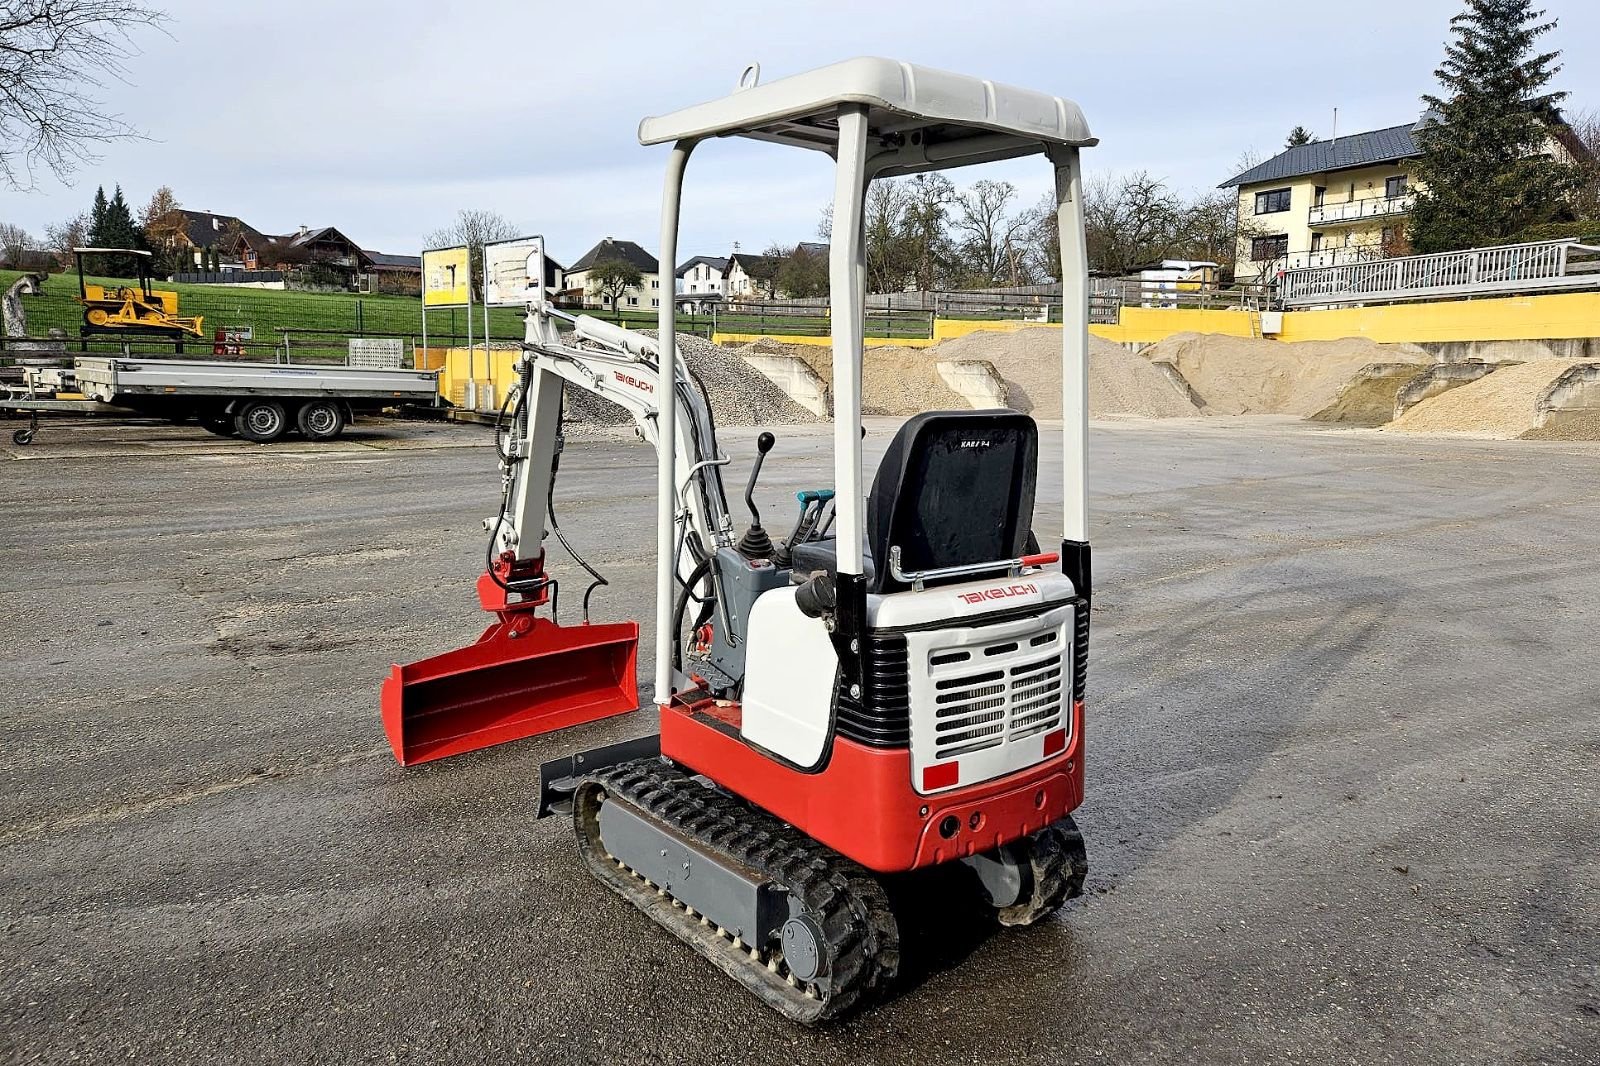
[1,414,1597,1065]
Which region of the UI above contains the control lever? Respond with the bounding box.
[736,432,776,560]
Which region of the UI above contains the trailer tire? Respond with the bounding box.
[295,399,345,441]
[234,400,288,443]
[12,428,34,446]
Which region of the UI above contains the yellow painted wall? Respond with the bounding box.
[424,291,1600,404]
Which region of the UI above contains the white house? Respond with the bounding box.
[564,237,663,311]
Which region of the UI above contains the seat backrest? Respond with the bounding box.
[867,410,1038,593]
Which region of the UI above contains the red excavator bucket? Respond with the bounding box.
[381,616,639,766]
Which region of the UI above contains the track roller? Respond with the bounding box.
[571,758,899,1024]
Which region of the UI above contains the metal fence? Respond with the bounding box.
[1279,238,1600,307]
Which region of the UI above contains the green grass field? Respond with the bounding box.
[0,269,935,355]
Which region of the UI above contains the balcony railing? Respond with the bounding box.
[1308,194,1413,226]
[1283,247,1381,270]
[1279,238,1600,307]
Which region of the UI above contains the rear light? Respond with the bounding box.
[1043,727,1067,757]
[921,761,959,790]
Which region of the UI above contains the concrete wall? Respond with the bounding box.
[739,353,830,417]
[935,360,1007,409]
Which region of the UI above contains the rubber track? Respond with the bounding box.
[997,814,1089,927]
[572,758,900,1024]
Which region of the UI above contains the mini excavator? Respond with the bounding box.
[382,57,1097,1022]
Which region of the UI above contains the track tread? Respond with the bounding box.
[996,814,1089,927]
[573,758,899,1024]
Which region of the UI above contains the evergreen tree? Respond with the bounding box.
[1285,126,1316,148]
[1410,0,1579,252]
[87,185,109,246]
[99,185,144,276]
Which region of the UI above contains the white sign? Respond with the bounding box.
[484,235,546,308]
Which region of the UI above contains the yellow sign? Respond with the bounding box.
[422,246,470,307]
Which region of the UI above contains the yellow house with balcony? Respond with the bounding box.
[1221,119,1425,284]
[1223,112,1590,285]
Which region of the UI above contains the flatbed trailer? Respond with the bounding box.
[2,356,440,445]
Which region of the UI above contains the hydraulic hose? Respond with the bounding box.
[671,554,713,671]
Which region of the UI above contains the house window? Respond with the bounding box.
[1251,235,1289,262]
[1253,188,1292,214]
[651,279,659,288]
[1310,233,1323,251]
[1313,186,1326,207]
[627,296,638,306]
[1385,175,1409,199]
[652,298,659,307]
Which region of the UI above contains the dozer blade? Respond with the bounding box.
[381,617,639,766]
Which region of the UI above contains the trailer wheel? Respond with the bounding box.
[296,399,345,441]
[234,400,288,443]
[12,428,34,446]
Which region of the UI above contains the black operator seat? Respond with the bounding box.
[787,410,1038,593]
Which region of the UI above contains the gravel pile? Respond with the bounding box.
[558,331,818,427]
[932,327,1201,419]
[1386,359,1600,439]
[1141,333,1432,416]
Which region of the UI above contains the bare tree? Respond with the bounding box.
[0,1,166,189]
[765,243,828,298]
[425,208,519,299]
[43,211,88,268]
[1569,108,1600,220]
[586,259,642,317]
[0,222,36,267]
[952,179,1032,286]
[139,185,185,272]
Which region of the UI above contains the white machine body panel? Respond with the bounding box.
[867,570,1079,795]
[739,587,837,767]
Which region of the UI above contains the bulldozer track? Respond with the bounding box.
[572,758,900,1024]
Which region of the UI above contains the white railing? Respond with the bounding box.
[1308,194,1414,226]
[1283,247,1380,270]
[1279,238,1600,306]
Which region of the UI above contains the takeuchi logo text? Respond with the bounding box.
[957,582,1038,605]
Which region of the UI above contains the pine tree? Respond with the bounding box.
[1410,0,1579,252]
[95,185,145,276]
[87,185,109,246]
[1285,126,1316,148]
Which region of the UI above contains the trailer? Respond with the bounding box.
[1,356,440,445]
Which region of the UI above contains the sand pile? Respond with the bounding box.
[1308,363,1430,426]
[1141,333,1432,416]
[1386,359,1600,439]
[792,343,969,415]
[931,327,1200,419]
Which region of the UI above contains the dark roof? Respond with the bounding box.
[726,253,782,280]
[176,210,266,249]
[1219,121,1421,188]
[794,241,829,257]
[363,250,421,270]
[568,238,658,274]
[676,254,729,277]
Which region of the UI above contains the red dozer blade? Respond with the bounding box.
[382,617,640,766]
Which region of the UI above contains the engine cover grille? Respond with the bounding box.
[905,601,1077,794]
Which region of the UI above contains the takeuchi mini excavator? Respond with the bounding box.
[381,58,1097,1022]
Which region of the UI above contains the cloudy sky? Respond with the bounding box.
[8,0,1598,265]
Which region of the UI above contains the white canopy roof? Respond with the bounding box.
[638,57,1094,175]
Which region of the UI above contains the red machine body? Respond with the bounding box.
[661,697,1085,873]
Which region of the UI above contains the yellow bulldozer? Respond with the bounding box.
[76,248,204,339]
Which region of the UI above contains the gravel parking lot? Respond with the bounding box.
[2,415,1597,1064]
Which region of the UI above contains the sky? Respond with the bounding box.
[5,0,1598,266]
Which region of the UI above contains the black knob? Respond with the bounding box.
[757,431,775,453]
